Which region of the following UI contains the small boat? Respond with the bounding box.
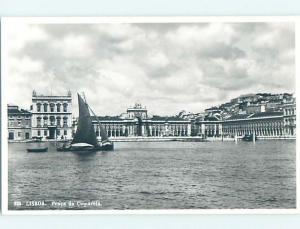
[57,93,114,152]
[242,133,258,142]
[30,136,43,142]
[27,147,48,153]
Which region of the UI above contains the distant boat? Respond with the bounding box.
[30,136,43,142]
[27,147,48,153]
[57,93,114,152]
[242,133,258,142]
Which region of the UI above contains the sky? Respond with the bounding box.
[5,22,295,116]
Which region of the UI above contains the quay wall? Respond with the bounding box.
[8,135,296,143]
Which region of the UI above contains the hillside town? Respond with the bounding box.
[8,91,296,141]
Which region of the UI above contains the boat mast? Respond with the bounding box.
[81,92,109,143]
[81,92,87,103]
[87,104,109,142]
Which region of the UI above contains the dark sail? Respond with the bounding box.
[72,94,99,147]
[99,122,109,142]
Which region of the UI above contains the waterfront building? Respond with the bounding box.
[146,116,191,137]
[283,102,296,136]
[74,100,297,139]
[83,103,192,138]
[196,93,296,138]
[222,111,284,137]
[8,105,32,140]
[193,115,222,137]
[194,108,296,138]
[31,90,72,140]
[22,91,296,140]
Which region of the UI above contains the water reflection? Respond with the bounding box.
[72,151,97,159]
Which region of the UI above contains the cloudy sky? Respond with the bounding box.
[5,22,295,116]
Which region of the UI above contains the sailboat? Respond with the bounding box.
[241,133,258,142]
[57,93,114,152]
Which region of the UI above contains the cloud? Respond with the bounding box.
[5,22,295,115]
[53,34,93,58]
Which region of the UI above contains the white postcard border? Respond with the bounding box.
[1,16,299,215]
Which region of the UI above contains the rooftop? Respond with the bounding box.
[204,116,220,121]
[93,116,123,121]
[8,108,31,115]
[226,114,251,120]
[225,111,283,121]
[249,111,283,118]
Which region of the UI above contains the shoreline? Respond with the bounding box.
[8,136,296,143]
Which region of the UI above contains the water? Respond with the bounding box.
[8,140,296,210]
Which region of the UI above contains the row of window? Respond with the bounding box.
[96,124,189,128]
[284,118,296,125]
[223,121,283,128]
[36,116,68,127]
[37,129,68,136]
[8,132,30,140]
[93,124,189,131]
[8,115,31,119]
[36,103,68,112]
[284,108,296,116]
[8,120,31,127]
[94,129,189,137]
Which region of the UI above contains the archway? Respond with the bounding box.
[136,117,143,136]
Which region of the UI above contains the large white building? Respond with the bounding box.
[89,103,192,138]
[30,90,72,140]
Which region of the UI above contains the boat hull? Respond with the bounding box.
[57,143,114,152]
[27,147,48,153]
[242,134,258,142]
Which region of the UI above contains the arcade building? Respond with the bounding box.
[78,103,192,138]
[194,102,296,138]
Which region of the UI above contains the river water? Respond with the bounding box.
[8,140,296,210]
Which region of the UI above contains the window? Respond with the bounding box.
[37,103,41,112]
[37,117,41,127]
[57,129,60,136]
[57,104,61,112]
[44,103,48,112]
[50,103,55,112]
[63,117,68,127]
[43,117,48,126]
[63,103,68,112]
[44,130,47,136]
[56,117,61,127]
[37,130,41,136]
[9,132,14,140]
[18,121,21,126]
[25,132,30,139]
[50,116,55,126]
[18,132,21,137]
[64,130,67,136]
[8,121,13,127]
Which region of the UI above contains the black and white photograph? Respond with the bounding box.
[1,17,297,212]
